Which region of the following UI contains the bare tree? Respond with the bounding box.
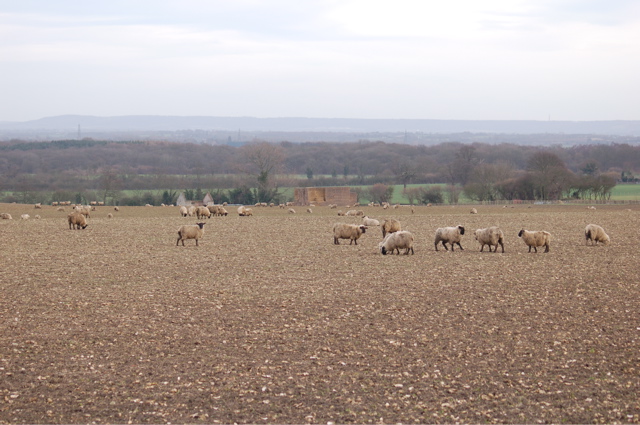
[240,142,285,202]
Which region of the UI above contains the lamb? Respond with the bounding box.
[333,223,367,245]
[434,225,465,251]
[196,206,211,219]
[474,226,505,253]
[381,219,401,238]
[67,212,88,229]
[179,206,189,217]
[362,216,380,227]
[585,224,610,246]
[379,230,415,255]
[177,222,206,246]
[518,229,551,253]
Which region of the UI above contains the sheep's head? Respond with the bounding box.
[197,222,206,229]
[474,229,479,241]
[458,225,465,235]
[359,225,367,234]
[380,246,388,255]
[518,229,525,237]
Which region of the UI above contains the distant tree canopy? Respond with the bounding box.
[0,138,636,204]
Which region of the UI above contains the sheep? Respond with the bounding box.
[381,219,401,238]
[34,203,42,209]
[114,206,120,212]
[21,214,30,220]
[474,226,505,253]
[67,212,88,230]
[196,206,211,219]
[218,207,228,216]
[1,213,12,220]
[345,209,358,216]
[379,230,415,255]
[306,208,312,213]
[34,215,41,219]
[434,225,465,251]
[470,208,478,214]
[362,216,380,227]
[107,213,113,219]
[179,206,189,217]
[518,229,551,253]
[333,223,367,245]
[188,205,197,217]
[289,208,296,214]
[177,222,206,246]
[585,224,610,246]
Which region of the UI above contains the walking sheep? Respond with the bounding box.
[518,229,551,253]
[333,223,367,245]
[474,226,505,253]
[381,219,401,238]
[434,225,465,251]
[177,222,206,246]
[379,231,415,255]
[67,212,88,230]
[585,224,610,246]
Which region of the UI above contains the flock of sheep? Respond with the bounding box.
[332,215,611,255]
[1,202,612,253]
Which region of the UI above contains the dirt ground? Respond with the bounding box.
[1,202,639,424]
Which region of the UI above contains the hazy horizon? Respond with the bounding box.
[2,1,640,122]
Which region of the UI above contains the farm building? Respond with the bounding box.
[294,187,358,206]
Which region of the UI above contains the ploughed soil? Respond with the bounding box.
[1,203,639,424]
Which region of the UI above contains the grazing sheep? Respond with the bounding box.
[107,213,113,219]
[114,206,119,212]
[585,224,610,246]
[474,226,505,253]
[67,212,88,230]
[196,206,211,219]
[188,205,197,217]
[177,222,206,246]
[345,209,358,216]
[381,219,401,238]
[470,208,478,214]
[379,231,415,255]
[362,216,380,227]
[333,223,367,245]
[337,210,345,216]
[34,215,41,219]
[179,206,189,217]
[34,203,42,209]
[518,229,551,253]
[218,207,228,216]
[1,213,12,220]
[306,208,312,213]
[21,214,30,220]
[289,208,296,214]
[434,225,465,251]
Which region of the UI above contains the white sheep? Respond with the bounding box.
[114,206,120,212]
[67,212,88,229]
[585,224,610,246]
[1,213,12,220]
[21,214,30,220]
[289,208,296,214]
[470,208,478,214]
[179,206,189,217]
[177,222,206,246]
[518,229,551,253]
[107,213,113,219]
[333,223,367,245]
[434,225,465,251]
[362,216,380,227]
[379,231,415,255]
[306,208,312,213]
[345,209,358,216]
[196,206,211,219]
[381,219,401,238]
[474,226,505,253]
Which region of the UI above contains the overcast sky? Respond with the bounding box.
[2,0,639,122]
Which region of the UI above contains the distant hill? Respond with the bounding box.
[2,114,640,135]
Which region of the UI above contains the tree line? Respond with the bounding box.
[0,138,637,205]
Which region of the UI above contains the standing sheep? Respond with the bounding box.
[333,223,367,245]
[474,226,505,253]
[67,212,88,229]
[1,213,12,220]
[177,222,206,246]
[585,224,610,246]
[179,206,189,217]
[379,231,415,255]
[434,225,465,251]
[518,229,551,253]
[381,219,401,238]
[196,206,211,219]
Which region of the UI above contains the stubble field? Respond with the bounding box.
[1,202,639,424]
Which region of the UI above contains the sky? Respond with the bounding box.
[1,0,639,122]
